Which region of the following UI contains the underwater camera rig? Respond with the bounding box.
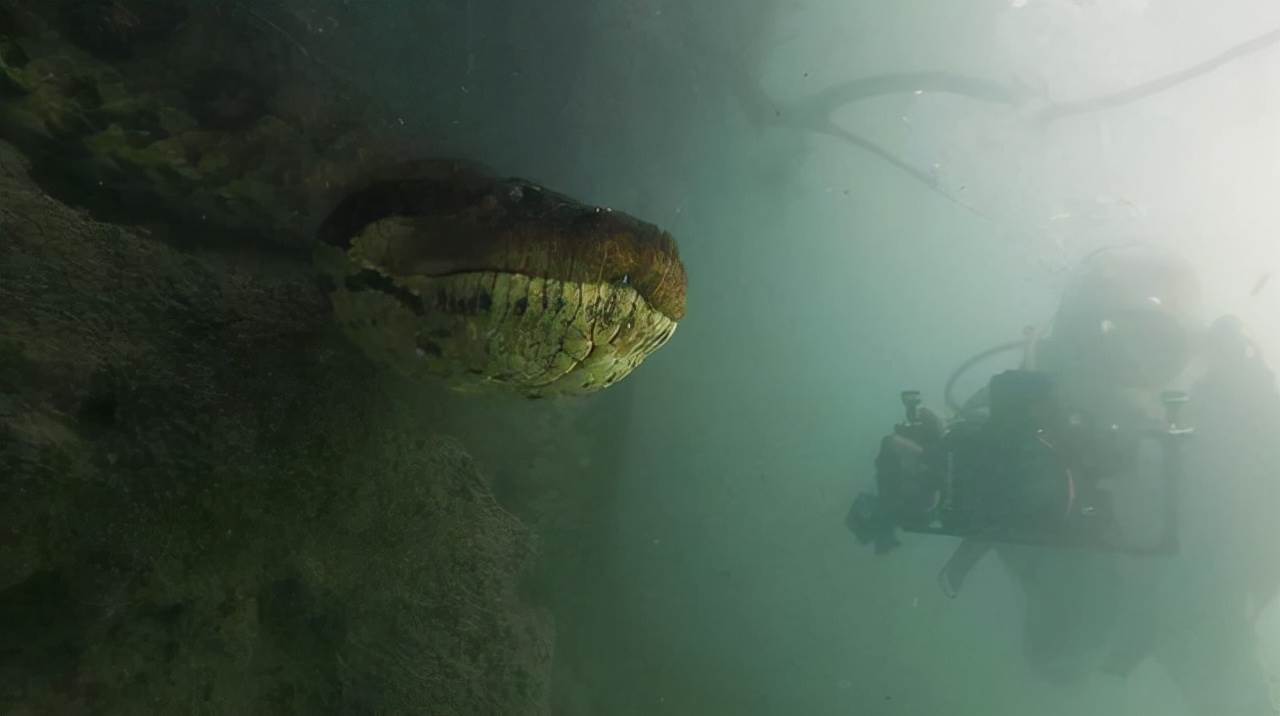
[848,369,1193,555]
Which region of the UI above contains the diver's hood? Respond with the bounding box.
[1049,245,1201,388]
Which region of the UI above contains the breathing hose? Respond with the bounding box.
[943,340,1026,414]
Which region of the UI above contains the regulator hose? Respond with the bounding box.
[943,340,1026,414]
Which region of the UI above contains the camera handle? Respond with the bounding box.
[901,390,922,425]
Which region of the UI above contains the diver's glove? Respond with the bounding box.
[846,492,900,554]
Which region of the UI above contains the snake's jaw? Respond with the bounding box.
[316,162,686,398]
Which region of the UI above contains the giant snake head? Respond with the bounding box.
[316,160,686,398]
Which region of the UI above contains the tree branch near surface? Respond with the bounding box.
[1037,25,1280,122]
[726,23,1280,210]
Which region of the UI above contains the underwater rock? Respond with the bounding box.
[59,0,187,60]
[0,139,552,714]
[316,160,687,397]
[182,67,270,131]
[0,1,385,246]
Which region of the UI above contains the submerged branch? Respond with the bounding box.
[728,68,989,214]
[801,71,1029,118]
[1038,25,1280,122]
[813,122,993,220]
[722,22,1280,210]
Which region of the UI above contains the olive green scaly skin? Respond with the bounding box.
[319,228,678,397]
[317,164,687,397]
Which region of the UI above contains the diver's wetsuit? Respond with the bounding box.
[1164,324,1280,715]
[939,345,1125,686]
[940,334,1280,714]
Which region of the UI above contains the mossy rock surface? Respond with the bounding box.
[0,0,393,247]
[0,139,553,715]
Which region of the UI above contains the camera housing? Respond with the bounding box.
[849,370,1189,554]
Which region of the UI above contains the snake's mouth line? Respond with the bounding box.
[331,265,677,396]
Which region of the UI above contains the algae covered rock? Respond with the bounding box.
[58,0,187,60]
[0,0,387,247]
[0,139,552,715]
[316,160,687,397]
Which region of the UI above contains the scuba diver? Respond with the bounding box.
[849,245,1280,714]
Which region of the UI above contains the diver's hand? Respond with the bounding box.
[873,406,944,531]
[878,406,943,477]
[846,492,900,554]
[894,406,943,444]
